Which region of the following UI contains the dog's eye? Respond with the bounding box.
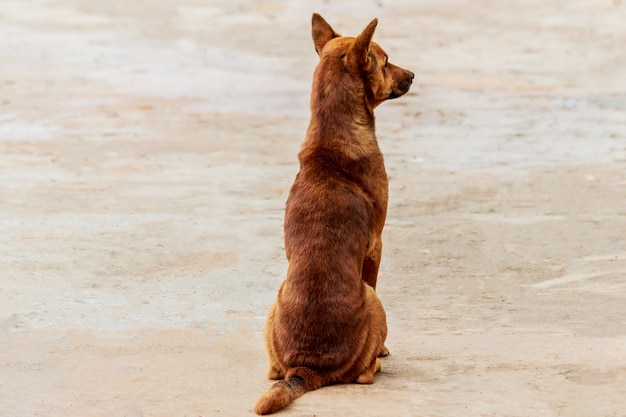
[384,56,389,67]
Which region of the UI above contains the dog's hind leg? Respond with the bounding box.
[264,302,285,380]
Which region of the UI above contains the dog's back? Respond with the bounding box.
[281,151,375,367]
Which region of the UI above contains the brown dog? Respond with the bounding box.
[254,14,414,415]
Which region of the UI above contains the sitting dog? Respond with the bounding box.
[254,13,414,415]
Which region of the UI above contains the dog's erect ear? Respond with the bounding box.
[351,18,378,67]
[344,18,377,72]
[312,13,339,56]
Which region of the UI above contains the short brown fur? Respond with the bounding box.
[254,14,414,415]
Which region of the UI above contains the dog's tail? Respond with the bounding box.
[254,367,323,415]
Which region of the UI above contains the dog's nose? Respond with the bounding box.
[407,70,415,81]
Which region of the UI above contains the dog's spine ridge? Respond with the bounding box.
[254,367,322,415]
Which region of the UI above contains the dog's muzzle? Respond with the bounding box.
[389,70,414,99]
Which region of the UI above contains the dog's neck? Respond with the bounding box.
[302,63,379,160]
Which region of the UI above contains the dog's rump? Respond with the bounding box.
[272,301,370,372]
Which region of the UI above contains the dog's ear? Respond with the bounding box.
[350,18,378,68]
[312,13,339,56]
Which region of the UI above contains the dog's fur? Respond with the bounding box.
[254,14,414,415]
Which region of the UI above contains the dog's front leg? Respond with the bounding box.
[363,236,390,357]
[362,235,382,289]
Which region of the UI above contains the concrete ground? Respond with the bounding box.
[1,0,625,416]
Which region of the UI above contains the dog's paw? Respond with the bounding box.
[355,358,381,384]
[268,367,284,380]
[355,373,375,384]
[378,345,390,357]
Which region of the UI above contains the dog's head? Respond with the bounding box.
[312,13,414,109]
